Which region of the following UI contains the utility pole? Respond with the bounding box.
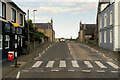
[27,10,29,54]
[33,10,37,48]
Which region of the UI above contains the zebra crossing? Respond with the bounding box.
[30,60,119,73]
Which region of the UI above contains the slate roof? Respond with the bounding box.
[82,24,96,35]
[35,23,53,29]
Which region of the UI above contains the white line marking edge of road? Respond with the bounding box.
[16,71,21,79]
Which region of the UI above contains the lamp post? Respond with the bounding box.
[14,23,19,67]
[33,10,37,48]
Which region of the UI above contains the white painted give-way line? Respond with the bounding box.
[95,61,107,68]
[16,71,21,79]
[32,61,42,68]
[46,61,54,67]
[71,61,79,67]
[59,61,66,67]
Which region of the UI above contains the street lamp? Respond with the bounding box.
[33,10,37,48]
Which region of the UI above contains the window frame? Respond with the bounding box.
[104,31,106,43]
[2,2,6,19]
[19,13,23,26]
[5,35,10,49]
[110,11,113,25]
[11,8,16,23]
[110,30,112,43]
[104,14,107,27]
[0,35,2,50]
[100,32,102,43]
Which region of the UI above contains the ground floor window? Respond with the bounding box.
[0,35,2,49]
[104,31,106,43]
[5,35,10,49]
[100,32,102,43]
[110,30,112,43]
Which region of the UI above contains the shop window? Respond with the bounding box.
[0,35,2,49]
[11,8,16,23]
[5,35,10,49]
[110,30,112,43]
[5,23,10,33]
[44,29,46,34]
[104,31,106,43]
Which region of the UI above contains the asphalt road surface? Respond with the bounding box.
[7,42,120,79]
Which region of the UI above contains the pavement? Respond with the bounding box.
[2,42,52,79]
[2,42,120,79]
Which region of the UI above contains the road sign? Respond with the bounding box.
[8,51,14,61]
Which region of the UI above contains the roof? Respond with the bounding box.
[5,0,26,14]
[82,24,96,35]
[35,23,53,29]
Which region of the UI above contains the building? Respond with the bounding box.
[98,0,120,51]
[0,0,26,61]
[35,19,55,42]
[77,21,96,42]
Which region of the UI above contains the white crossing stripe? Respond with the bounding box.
[95,61,107,68]
[71,61,79,67]
[97,70,105,73]
[68,70,75,72]
[59,61,66,67]
[46,61,54,68]
[32,61,42,68]
[84,61,93,68]
[82,70,91,73]
[107,62,119,69]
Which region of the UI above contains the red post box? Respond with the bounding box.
[8,51,14,61]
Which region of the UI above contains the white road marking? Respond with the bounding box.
[51,70,59,72]
[107,62,119,69]
[82,70,91,73]
[32,61,42,68]
[46,61,54,68]
[84,61,93,68]
[97,70,105,73]
[71,61,79,67]
[95,61,107,68]
[59,61,66,67]
[111,71,119,73]
[68,70,75,72]
[16,71,21,79]
[22,70,28,72]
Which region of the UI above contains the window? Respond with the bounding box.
[0,2,6,18]
[5,35,10,49]
[2,2,6,19]
[44,29,46,34]
[110,30,112,43]
[104,31,106,43]
[110,11,113,25]
[11,8,16,22]
[104,14,107,27]
[0,35,2,49]
[100,32,102,43]
[19,13,23,26]
[100,18,102,29]
[0,2,2,17]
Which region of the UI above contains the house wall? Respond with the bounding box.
[98,3,115,51]
[38,29,54,42]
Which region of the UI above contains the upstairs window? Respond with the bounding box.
[0,35,2,49]
[0,2,6,19]
[100,18,102,29]
[104,14,107,27]
[19,13,23,26]
[110,11,113,25]
[11,8,16,23]
[0,2,2,17]
[44,29,46,34]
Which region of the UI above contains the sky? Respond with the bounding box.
[12,0,99,39]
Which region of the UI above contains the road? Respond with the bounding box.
[7,42,119,79]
